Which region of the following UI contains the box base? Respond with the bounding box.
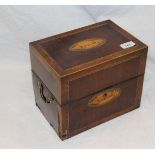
[36,102,140,140]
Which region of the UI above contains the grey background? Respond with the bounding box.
[0,5,155,148]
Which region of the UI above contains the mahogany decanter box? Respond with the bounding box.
[29,20,148,140]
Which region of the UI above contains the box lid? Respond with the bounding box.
[30,20,147,78]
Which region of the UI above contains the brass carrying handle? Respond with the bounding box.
[38,81,55,104]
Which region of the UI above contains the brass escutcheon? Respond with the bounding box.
[88,88,121,107]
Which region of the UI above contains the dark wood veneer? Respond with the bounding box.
[29,20,148,140]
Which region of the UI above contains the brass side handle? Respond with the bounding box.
[38,81,55,104]
[88,88,121,107]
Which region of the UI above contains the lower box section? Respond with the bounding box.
[32,72,144,140]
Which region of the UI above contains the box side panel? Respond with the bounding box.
[69,50,147,102]
[32,72,69,140]
[30,45,61,103]
[32,72,59,134]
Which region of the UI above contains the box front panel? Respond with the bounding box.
[69,55,142,102]
[68,76,143,135]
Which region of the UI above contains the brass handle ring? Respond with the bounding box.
[38,81,55,104]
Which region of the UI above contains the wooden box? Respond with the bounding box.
[29,20,148,140]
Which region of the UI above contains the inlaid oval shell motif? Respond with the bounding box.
[88,88,121,107]
[69,38,106,51]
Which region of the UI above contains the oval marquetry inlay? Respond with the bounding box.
[88,88,121,107]
[69,38,106,52]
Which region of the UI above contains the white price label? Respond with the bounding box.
[120,41,135,49]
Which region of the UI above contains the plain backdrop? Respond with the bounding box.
[0,5,155,148]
